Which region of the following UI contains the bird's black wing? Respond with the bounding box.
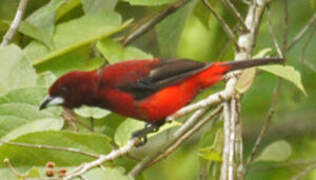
[118,59,210,100]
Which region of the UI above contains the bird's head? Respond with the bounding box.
[39,71,99,110]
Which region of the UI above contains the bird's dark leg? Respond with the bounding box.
[131,121,164,147]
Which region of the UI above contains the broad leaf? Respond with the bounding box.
[75,106,111,119]
[0,87,63,141]
[258,65,307,95]
[0,131,112,167]
[0,45,37,96]
[114,118,180,146]
[255,140,292,162]
[123,0,177,6]
[82,0,118,14]
[236,48,273,93]
[25,0,68,48]
[199,129,223,162]
[35,47,105,76]
[97,38,152,64]
[23,12,131,66]
[156,0,197,57]
[78,167,133,180]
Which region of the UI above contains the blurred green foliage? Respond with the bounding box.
[0,0,315,179]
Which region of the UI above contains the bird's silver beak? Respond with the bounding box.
[39,95,64,110]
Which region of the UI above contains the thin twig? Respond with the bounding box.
[121,0,191,46]
[201,0,239,49]
[63,138,141,180]
[128,108,208,177]
[267,4,283,57]
[300,28,316,72]
[244,79,282,174]
[0,140,100,158]
[291,163,316,180]
[3,158,25,178]
[286,13,316,51]
[0,0,29,47]
[250,159,316,171]
[282,0,288,55]
[222,0,248,31]
[151,106,223,165]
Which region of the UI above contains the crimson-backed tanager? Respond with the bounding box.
[40,58,283,141]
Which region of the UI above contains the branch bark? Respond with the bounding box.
[0,0,29,47]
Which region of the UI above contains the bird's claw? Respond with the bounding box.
[131,122,163,147]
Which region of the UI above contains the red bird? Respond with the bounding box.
[40,58,282,140]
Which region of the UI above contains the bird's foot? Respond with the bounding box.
[131,122,163,147]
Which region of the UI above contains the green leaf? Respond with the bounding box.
[97,38,153,64]
[75,105,111,119]
[123,0,177,6]
[0,45,37,96]
[25,0,68,48]
[19,21,55,49]
[23,12,131,66]
[255,140,292,162]
[156,0,197,57]
[35,47,105,76]
[82,0,118,14]
[36,71,57,88]
[56,0,82,21]
[199,129,223,162]
[258,65,307,95]
[0,131,112,167]
[78,167,133,180]
[0,87,63,141]
[114,118,180,146]
[26,167,41,178]
[236,48,273,94]
[114,118,144,147]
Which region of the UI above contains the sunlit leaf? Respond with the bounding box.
[123,0,177,6]
[236,48,273,93]
[0,45,37,96]
[258,65,307,95]
[114,118,180,146]
[97,38,152,64]
[82,0,118,13]
[75,106,111,119]
[26,167,41,178]
[255,140,292,162]
[0,131,112,167]
[156,0,197,57]
[80,167,133,180]
[0,87,63,141]
[199,129,223,162]
[23,12,131,66]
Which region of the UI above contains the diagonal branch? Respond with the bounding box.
[121,0,191,46]
[201,0,239,49]
[0,140,99,158]
[286,13,316,51]
[0,0,29,47]
[222,0,248,31]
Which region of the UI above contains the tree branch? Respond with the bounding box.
[222,0,248,31]
[0,0,29,47]
[63,138,141,180]
[286,13,316,51]
[0,140,99,158]
[128,108,209,177]
[121,0,191,46]
[201,0,239,49]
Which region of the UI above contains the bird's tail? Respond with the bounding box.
[221,58,284,72]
